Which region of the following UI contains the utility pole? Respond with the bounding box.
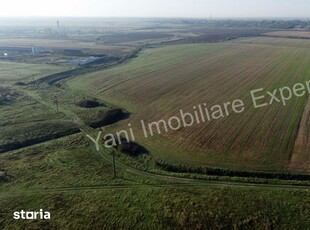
[32,75,38,89]
[112,150,116,178]
[102,126,117,178]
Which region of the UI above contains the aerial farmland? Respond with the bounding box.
[0,11,310,230]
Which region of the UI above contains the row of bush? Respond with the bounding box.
[89,109,129,128]
[0,127,80,154]
[75,99,104,108]
[155,160,310,181]
[104,135,148,157]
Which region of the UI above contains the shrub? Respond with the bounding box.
[76,99,104,108]
[0,170,11,183]
[104,135,148,156]
[90,109,128,128]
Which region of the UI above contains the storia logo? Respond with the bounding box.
[13,209,51,220]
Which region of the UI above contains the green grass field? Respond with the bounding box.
[1,134,309,229]
[0,61,77,153]
[67,37,310,172]
[0,61,70,85]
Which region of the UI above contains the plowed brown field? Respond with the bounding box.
[68,37,310,172]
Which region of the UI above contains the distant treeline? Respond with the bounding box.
[175,19,310,30]
[155,160,310,181]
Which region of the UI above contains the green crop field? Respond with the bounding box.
[67,37,310,173]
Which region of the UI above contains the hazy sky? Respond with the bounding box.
[0,0,308,18]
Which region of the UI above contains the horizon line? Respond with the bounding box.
[0,16,310,20]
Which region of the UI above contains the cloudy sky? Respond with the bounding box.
[0,0,308,18]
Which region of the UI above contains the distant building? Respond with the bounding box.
[0,46,31,53]
[32,46,44,55]
[63,49,84,56]
[69,56,103,66]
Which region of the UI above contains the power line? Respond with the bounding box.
[54,96,59,113]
